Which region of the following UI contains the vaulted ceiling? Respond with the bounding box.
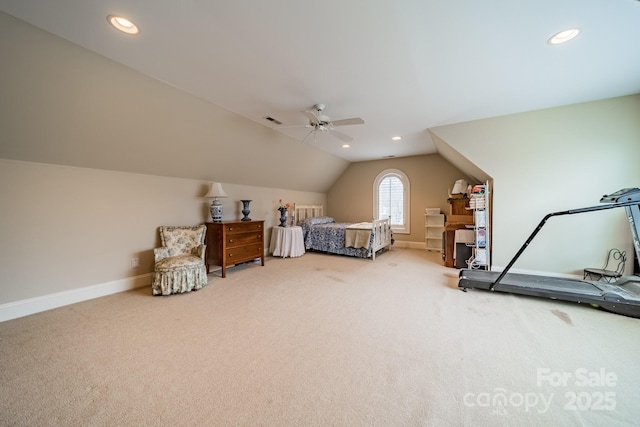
[1,0,639,162]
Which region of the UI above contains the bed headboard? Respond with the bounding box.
[294,204,323,224]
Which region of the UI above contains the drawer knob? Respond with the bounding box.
[228,253,233,257]
[229,239,233,243]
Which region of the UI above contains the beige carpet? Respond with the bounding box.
[1,248,639,426]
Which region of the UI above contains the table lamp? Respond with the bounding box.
[204,182,228,222]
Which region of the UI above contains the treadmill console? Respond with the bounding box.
[600,188,640,204]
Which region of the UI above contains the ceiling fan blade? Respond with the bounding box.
[303,110,320,125]
[331,117,364,127]
[328,129,353,142]
[275,124,312,130]
[301,128,315,143]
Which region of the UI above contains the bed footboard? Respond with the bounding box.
[371,217,392,260]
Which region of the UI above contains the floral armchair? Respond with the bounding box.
[152,225,208,296]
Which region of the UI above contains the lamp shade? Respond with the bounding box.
[204,182,228,199]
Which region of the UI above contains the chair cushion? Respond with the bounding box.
[155,254,204,271]
[159,225,206,257]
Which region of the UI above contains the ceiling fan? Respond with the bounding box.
[278,103,364,143]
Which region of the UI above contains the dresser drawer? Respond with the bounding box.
[226,243,263,262]
[224,222,263,235]
[226,232,263,248]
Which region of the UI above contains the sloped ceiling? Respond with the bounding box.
[0,12,349,193]
[1,0,639,163]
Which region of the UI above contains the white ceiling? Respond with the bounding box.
[1,0,639,162]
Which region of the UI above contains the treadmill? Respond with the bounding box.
[458,188,640,318]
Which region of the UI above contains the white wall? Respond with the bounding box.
[431,95,640,276]
[0,159,324,315]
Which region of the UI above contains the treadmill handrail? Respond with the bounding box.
[489,199,640,291]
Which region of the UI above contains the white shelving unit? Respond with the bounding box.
[466,182,490,269]
[425,213,445,252]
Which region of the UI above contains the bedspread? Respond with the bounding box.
[302,222,372,258]
[344,222,373,249]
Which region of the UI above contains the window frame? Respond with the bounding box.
[373,168,410,234]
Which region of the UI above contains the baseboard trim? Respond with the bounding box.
[393,241,427,249]
[0,273,152,323]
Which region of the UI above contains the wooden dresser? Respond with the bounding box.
[205,220,265,277]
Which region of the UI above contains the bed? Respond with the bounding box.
[294,205,392,260]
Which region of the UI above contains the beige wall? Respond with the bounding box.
[327,154,475,245]
[431,94,640,275]
[0,159,324,305]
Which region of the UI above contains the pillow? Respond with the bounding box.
[307,216,335,225]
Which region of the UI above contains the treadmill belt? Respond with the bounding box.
[460,270,640,307]
[460,270,604,295]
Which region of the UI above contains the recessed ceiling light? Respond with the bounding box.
[107,15,140,35]
[342,144,350,148]
[392,136,402,141]
[548,28,580,45]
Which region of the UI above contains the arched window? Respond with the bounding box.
[373,169,410,234]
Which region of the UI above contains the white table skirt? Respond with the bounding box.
[270,226,305,258]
